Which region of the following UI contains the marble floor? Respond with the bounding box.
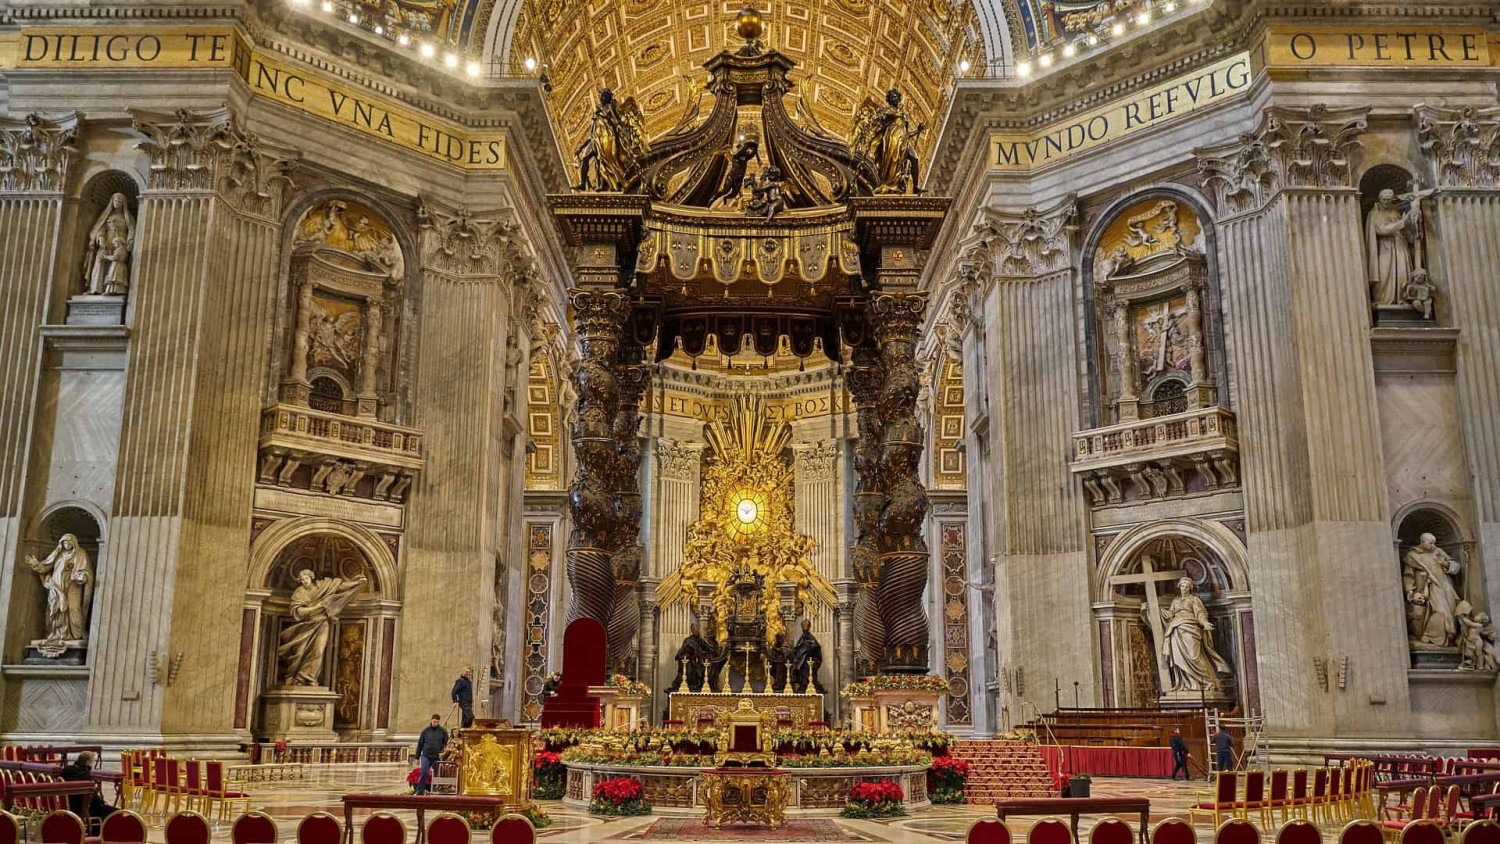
[106,766,1330,843]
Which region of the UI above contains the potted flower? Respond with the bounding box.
[589,776,651,816]
[841,780,906,819]
[533,750,565,800]
[1052,769,1071,798]
[1068,773,1092,798]
[406,766,431,794]
[929,755,971,804]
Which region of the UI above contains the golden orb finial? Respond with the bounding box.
[736,7,764,42]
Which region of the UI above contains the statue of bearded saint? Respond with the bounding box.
[26,534,94,657]
[1160,577,1233,692]
[1366,188,1419,308]
[1403,532,1463,647]
[277,568,368,686]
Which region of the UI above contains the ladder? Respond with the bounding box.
[1205,708,1267,773]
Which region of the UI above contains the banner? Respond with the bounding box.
[988,52,1252,172]
[0,26,506,170]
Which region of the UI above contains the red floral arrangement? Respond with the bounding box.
[842,780,906,818]
[533,751,565,800]
[406,766,432,793]
[1052,769,1072,795]
[589,776,651,816]
[929,755,971,804]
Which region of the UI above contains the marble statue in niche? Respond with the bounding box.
[277,568,367,686]
[1403,532,1463,648]
[25,534,94,658]
[1363,176,1438,322]
[83,193,135,296]
[1160,577,1233,693]
[1456,605,1498,672]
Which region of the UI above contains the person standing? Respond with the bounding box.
[1212,725,1235,775]
[452,667,474,728]
[415,714,448,795]
[1168,729,1190,780]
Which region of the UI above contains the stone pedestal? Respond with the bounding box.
[259,686,341,742]
[24,639,86,665]
[64,295,124,326]
[1410,647,1463,670]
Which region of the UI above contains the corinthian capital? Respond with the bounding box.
[0,112,79,194]
[1197,105,1368,214]
[975,195,1077,277]
[1416,104,1500,189]
[417,199,524,279]
[130,106,239,192]
[218,130,298,219]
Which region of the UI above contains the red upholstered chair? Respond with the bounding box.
[1151,818,1197,844]
[1275,819,1319,844]
[1192,772,1239,829]
[100,811,148,844]
[1289,770,1310,821]
[361,812,407,844]
[1028,818,1073,844]
[1329,768,1345,823]
[0,811,20,844]
[491,814,536,844]
[1341,767,1356,820]
[1338,820,1384,844]
[1434,786,1463,830]
[1267,770,1290,825]
[1382,786,1429,834]
[1312,770,1330,825]
[1462,821,1500,844]
[165,812,212,844]
[1214,818,1259,844]
[1090,818,1132,844]
[203,762,251,822]
[40,811,85,844]
[427,813,471,844]
[969,818,1013,844]
[231,811,279,844]
[1399,820,1446,844]
[1236,771,1268,827]
[182,761,206,816]
[298,812,343,844]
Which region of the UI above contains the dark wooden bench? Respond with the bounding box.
[340,793,508,844]
[994,797,1151,844]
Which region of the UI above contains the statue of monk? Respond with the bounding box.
[1404,532,1462,647]
[277,568,367,686]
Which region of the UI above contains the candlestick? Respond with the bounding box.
[741,642,755,694]
[782,657,793,694]
[698,657,710,694]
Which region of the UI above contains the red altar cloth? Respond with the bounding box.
[1040,745,1175,779]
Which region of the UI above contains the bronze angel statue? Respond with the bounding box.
[575,88,649,192]
[851,88,926,195]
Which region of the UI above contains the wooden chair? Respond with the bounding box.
[1192,772,1240,829]
[1237,771,1269,827]
[203,762,250,823]
[1331,768,1347,823]
[39,810,85,844]
[0,810,19,844]
[1341,820,1385,844]
[1462,820,1500,844]
[970,819,1014,844]
[298,812,343,844]
[361,813,406,844]
[1381,785,1429,835]
[1090,818,1133,844]
[165,812,212,844]
[1289,770,1310,821]
[490,814,536,844]
[427,813,471,844]
[1343,767,1357,821]
[1398,820,1446,844]
[1434,786,1463,831]
[1267,770,1291,826]
[1214,818,1259,844]
[1151,818,1197,844]
[1029,819,1074,844]
[100,810,148,844]
[231,811,278,844]
[1314,770,1332,825]
[1276,819,1320,844]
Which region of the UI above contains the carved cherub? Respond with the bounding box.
[745,166,786,221]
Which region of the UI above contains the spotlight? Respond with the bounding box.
[1112,21,1125,35]
[466,61,480,76]
[1086,33,1099,46]
[398,34,411,46]
[1136,11,1151,24]
[348,13,359,23]
[1017,60,1032,76]
[1062,42,1076,57]
[420,42,435,58]
[1163,1,1176,10]
[374,25,384,34]
[1039,53,1053,67]
[959,58,972,73]
[444,52,458,68]
[524,56,537,71]
[321,1,333,11]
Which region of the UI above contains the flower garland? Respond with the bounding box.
[589,776,652,816]
[604,674,651,698]
[840,675,951,699]
[929,755,970,804]
[841,780,906,819]
[533,750,565,800]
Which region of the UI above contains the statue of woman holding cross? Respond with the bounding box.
[1160,577,1233,693]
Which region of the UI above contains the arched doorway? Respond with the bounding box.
[242,520,400,741]
[1094,519,1256,714]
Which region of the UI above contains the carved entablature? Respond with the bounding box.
[281,199,405,419]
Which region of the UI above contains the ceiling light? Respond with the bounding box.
[1136,11,1152,24]
[444,52,459,68]
[288,0,307,6]
[420,42,435,58]
[374,25,384,34]
[1062,43,1076,57]
[348,13,359,23]
[1017,60,1032,76]
[1086,33,1099,46]
[1112,22,1125,35]
[524,56,537,71]
[321,1,332,11]
[466,61,480,76]
[1163,1,1176,11]
[959,58,972,73]
[398,34,410,46]
[1039,53,1053,68]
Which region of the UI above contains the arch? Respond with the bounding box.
[1392,499,1468,545]
[248,517,399,601]
[279,188,416,275]
[33,499,108,544]
[1094,517,1249,600]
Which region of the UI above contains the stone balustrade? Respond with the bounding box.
[1071,406,1239,506]
[257,404,424,502]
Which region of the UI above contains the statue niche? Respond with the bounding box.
[20,507,103,665]
[1395,506,1491,671]
[1092,198,1217,424]
[280,199,405,419]
[1360,165,1438,325]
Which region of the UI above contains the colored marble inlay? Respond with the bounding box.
[940,522,972,726]
[520,521,554,723]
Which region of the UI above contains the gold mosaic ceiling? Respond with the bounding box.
[511,0,987,178]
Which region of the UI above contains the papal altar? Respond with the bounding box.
[668,692,823,728]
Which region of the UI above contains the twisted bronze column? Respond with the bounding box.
[566,290,631,635]
[606,341,650,673]
[846,344,888,675]
[869,291,931,673]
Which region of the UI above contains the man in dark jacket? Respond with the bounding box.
[415,714,448,795]
[59,751,115,822]
[1212,725,1235,775]
[1168,729,1190,780]
[452,667,474,728]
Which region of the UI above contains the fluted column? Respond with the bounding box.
[0,114,77,699]
[651,438,701,705]
[1197,105,1409,736]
